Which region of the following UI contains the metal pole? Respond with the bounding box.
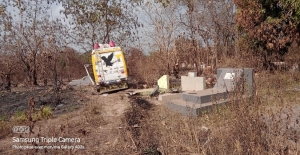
[84,64,95,85]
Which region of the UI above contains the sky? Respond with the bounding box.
[2,0,227,54]
[49,2,65,20]
[2,0,182,53]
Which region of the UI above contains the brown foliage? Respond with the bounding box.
[234,0,300,65]
[38,47,86,88]
[125,47,170,87]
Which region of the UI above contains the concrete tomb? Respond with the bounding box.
[166,68,254,116]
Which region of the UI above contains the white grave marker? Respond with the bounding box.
[223,73,235,80]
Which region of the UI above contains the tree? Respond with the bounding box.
[1,0,69,85]
[206,0,236,58]
[178,0,236,72]
[0,52,18,89]
[124,47,147,83]
[142,0,181,75]
[234,0,300,69]
[0,3,21,87]
[61,0,138,52]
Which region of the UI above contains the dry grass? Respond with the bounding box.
[1,68,300,154]
[106,70,300,154]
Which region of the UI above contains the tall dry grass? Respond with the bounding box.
[107,59,300,154]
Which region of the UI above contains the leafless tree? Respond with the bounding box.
[61,0,139,51]
[178,0,236,72]
[142,0,181,75]
[1,0,63,85]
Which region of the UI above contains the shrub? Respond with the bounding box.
[33,106,53,121]
[13,111,28,122]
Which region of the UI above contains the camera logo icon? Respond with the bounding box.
[13,126,30,133]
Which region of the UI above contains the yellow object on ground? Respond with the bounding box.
[157,75,170,90]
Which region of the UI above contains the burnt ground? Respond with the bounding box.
[0,86,90,120]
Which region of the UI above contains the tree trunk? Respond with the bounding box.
[234,28,240,58]
[32,67,38,85]
[25,64,32,84]
[5,74,11,87]
[52,59,60,92]
[32,58,38,85]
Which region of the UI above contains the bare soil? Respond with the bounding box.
[0,84,161,154]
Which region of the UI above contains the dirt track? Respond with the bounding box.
[0,85,160,154]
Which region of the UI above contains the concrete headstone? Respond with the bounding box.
[214,68,254,95]
[181,76,206,91]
